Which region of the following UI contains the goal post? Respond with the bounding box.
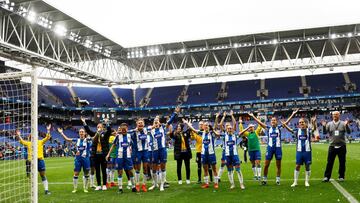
[0,70,38,203]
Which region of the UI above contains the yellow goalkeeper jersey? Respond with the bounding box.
[20,133,51,160]
[191,131,202,153]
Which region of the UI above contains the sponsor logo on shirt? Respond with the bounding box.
[139,134,147,140]
[227,141,235,146]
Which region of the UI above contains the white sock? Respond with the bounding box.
[305,171,311,182]
[294,170,300,183]
[228,171,234,185]
[218,166,225,179]
[135,172,140,184]
[204,176,209,184]
[73,176,78,189]
[214,176,219,184]
[106,169,111,183]
[118,176,123,189]
[110,170,115,183]
[161,170,166,184]
[130,177,135,188]
[83,176,89,190]
[152,171,158,185]
[157,171,161,184]
[257,166,262,178]
[236,170,244,184]
[42,179,49,191]
[252,167,256,177]
[90,174,94,186]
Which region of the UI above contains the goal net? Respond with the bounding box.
[0,71,38,203]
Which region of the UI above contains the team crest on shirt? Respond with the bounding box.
[154,133,162,138]
[203,139,210,144]
[227,140,235,146]
[121,142,129,147]
[139,134,147,140]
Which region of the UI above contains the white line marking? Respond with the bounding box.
[331,180,359,203]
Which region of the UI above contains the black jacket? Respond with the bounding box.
[170,130,192,160]
[84,124,112,156]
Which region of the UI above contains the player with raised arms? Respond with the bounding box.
[239,116,263,181]
[248,109,298,185]
[16,124,52,195]
[183,119,220,189]
[58,127,92,193]
[219,111,245,190]
[282,116,317,187]
[106,123,137,193]
[148,106,179,191]
[214,111,227,182]
[129,118,150,192]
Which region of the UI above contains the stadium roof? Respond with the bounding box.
[0,0,360,86]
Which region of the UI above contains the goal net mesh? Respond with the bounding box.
[0,71,37,203]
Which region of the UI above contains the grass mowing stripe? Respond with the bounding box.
[331,180,359,203]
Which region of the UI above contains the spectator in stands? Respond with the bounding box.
[321,111,351,182]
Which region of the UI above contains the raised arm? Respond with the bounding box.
[57,128,73,142]
[41,124,52,143]
[311,116,317,132]
[182,119,197,132]
[103,117,112,140]
[238,117,249,137]
[280,120,294,134]
[230,110,236,130]
[15,130,25,144]
[81,116,95,137]
[321,120,328,134]
[214,112,220,130]
[218,112,226,131]
[283,108,299,125]
[166,106,180,128]
[344,119,351,134]
[248,113,267,129]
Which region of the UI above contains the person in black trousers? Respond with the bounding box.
[81,116,112,190]
[321,111,351,182]
[169,123,192,184]
[239,136,248,163]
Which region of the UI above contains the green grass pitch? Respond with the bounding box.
[15,144,360,202]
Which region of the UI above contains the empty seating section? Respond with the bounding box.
[46,86,74,106]
[185,83,221,104]
[73,86,117,107]
[306,73,344,96]
[225,80,259,102]
[348,71,360,92]
[148,86,183,107]
[265,77,302,99]
[0,81,30,101]
[135,88,149,106]
[113,88,133,106]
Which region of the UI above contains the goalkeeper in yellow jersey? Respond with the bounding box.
[16,124,52,195]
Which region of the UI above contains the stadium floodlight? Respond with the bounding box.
[272,39,278,44]
[54,24,67,37]
[104,48,111,57]
[180,49,186,53]
[84,39,93,48]
[347,32,353,37]
[233,43,239,48]
[26,11,36,23]
[330,33,337,39]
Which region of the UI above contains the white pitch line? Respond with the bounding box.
[331,180,359,203]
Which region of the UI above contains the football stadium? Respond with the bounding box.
[0,0,359,202]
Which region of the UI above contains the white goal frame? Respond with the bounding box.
[0,70,38,203]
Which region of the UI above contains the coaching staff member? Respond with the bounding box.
[81,116,112,190]
[321,111,351,182]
